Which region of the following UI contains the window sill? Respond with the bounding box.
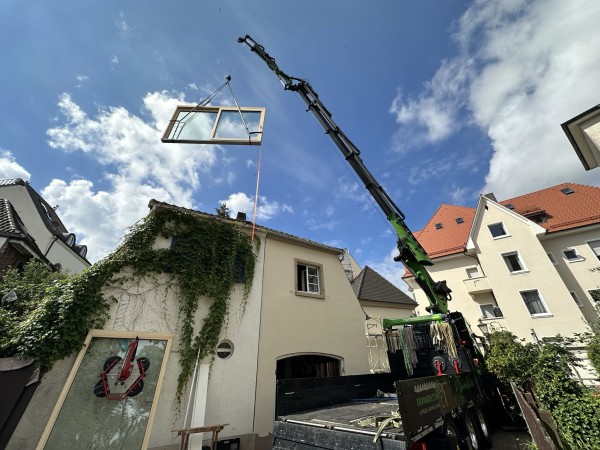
[530,313,553,318]
[509,270,529,275]
[492,235,511,240]
[295,290,325,299]
[565,258,585,263]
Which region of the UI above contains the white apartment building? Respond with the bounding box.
[404,183,599,357]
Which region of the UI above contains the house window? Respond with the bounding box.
[480,304,503,318]
[488,222,508,238]
[503,252,527,273]
[570,292,583,307]
[547,252,557,264]
[588,239,600,261]
[465,266,481,279]
[435,223,443,229]
[520,290,550,316]
[563,248,584,262]
[296,260,324,298]
[233,256,246,283]
[456,217,464,224]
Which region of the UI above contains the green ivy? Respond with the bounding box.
[0,206,259,401]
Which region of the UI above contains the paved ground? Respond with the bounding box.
[491,428,532,449]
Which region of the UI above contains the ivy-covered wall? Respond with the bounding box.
[7,204,263,449]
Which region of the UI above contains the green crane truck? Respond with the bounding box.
[239,35,496,450]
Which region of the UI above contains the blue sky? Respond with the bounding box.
[2,0,599,289]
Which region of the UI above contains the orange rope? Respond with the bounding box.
[251,147,262,240]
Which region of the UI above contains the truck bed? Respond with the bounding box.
[274,399,408,449]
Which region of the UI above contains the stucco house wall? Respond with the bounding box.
[9,204,372,450]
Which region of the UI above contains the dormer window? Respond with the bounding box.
[64,233,76,246]
[560,187,574,195]
[505,203,514,210]
[525,212,547,224]
[455,217,464,224]
[75,245,87,258]
[435,223,443,229]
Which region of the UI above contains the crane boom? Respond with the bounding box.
[238,35,451,315]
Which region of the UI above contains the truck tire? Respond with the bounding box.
[461,411,482,450]
[473,406,492,449]
[443,416,460,437]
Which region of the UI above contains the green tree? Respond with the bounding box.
[484,331,539,388]
[215,202,230,218]
[587,318,600,375]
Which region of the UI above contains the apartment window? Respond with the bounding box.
[563,248,584,262]
[465,266,481,279]
[480,304,503,318]
[588,239,600,261]
[503,252,526,273]
[570,292,583,307]
[520,290,550,316]
[547,252,557,265]
[589,289,600,304]
[488,222,508,238]
[296,260,324,298]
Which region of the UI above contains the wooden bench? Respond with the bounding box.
[172,423,229,450]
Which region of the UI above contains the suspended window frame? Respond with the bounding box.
[161,105,265,145]
[37,329,172,450]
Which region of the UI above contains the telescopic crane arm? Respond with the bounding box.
[238,35,452,314]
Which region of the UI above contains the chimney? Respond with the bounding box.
[236,212,247,221]
[483,192,497,202]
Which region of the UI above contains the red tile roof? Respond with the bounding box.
[413,205,476,259]
[413,182,600,261]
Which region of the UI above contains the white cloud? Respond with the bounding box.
[75,75,89,88]
[390,0,600,198]
[335,176,370,208]
[111,55,119,66]
[116,11,129,33]
[0,150,31,181]
[219,192,294,221]
[45,91,219,262]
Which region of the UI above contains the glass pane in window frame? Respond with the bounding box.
[488,222,507,238]
[520,290,549,315]
[162,105,265,145]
